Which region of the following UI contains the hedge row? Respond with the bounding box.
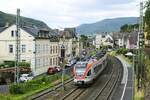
[0,61,30,68]
[9,74,61,94]
[116,48,128,55]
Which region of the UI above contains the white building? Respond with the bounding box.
[0,24,59,76]
[95,34,113,48]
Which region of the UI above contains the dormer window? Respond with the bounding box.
[102,35,105,38]
[11,30,14,37]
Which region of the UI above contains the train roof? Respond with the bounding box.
[75,61,88,68]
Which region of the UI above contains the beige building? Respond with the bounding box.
[0,24,59,76]
[59,28,80,61]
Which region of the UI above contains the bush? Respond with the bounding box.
[0,63,5,68]
[116,48,128,55]
[4,61,15,67]
[10,84,26,94]
[19,62,30,67]
[2,61,30,68]
[9,74,61,94]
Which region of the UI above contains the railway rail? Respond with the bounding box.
[61,87,86,100]
[59,57,122,100]
[30,78,73,100]
[92,58,121,100]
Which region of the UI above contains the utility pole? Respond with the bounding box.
[15,9,21,83]
[138,2,144,89]
[60,35,66,90]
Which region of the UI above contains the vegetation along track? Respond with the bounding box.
[92,57,122,100]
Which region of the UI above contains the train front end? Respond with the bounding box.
[73,61,93,85]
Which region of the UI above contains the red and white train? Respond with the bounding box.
[73,55,107,85]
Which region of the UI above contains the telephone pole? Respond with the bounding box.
[15,9,21,83]
[138,2,144,89]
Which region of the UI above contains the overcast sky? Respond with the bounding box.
[0,0,147,29]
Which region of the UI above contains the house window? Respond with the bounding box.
[56,58,58,65]
[53,58,55,65]
[102,35,105,38]
[11,31,14,37]
[50,58,52,65]
[22,45,26,53]
[50,46,52,54]
[49,46,51,54]
[56,46,58,53]
[9,45,13,53]
[53,46,55,54]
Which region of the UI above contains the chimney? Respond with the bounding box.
[5,22,9,27]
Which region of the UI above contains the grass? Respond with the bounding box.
[119,54,132,64]
[134,79,144,100]
[0,75,69,100]
[108,51,117,56]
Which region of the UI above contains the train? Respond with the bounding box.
[73,54,108,85]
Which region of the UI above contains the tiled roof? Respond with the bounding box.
[0,24,59,41]
[22,26,39,37]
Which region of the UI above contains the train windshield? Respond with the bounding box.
[76,68,86,76]
[75,62,87,76]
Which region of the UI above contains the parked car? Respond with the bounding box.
[19,73,33,82]
[47,67,57,75]
[65,63,72,68]
[65,58,77,68]
[54,66,62,72]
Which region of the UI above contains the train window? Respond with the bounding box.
[76,68,86,76]
[94,64,102,74]
[87,69,91,76]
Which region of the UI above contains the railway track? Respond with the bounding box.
[30,78,73,100]
[61,87,86,100]
[59,57,122,100]
[92,58,121,100]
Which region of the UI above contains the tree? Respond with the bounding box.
[145,0,150,39]
[80,35,88,48]
[120,24,139,33]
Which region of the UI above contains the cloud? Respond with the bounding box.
[0,0,143,28]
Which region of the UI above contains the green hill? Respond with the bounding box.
[76,17,138,35]
[0,11,50,29]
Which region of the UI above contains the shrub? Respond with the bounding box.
[19,62,30,67]
[116,48,128,55]
[10,84,25,94]
[9,74,61,94]
[4,61,15,67]
[0,63,5,68]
